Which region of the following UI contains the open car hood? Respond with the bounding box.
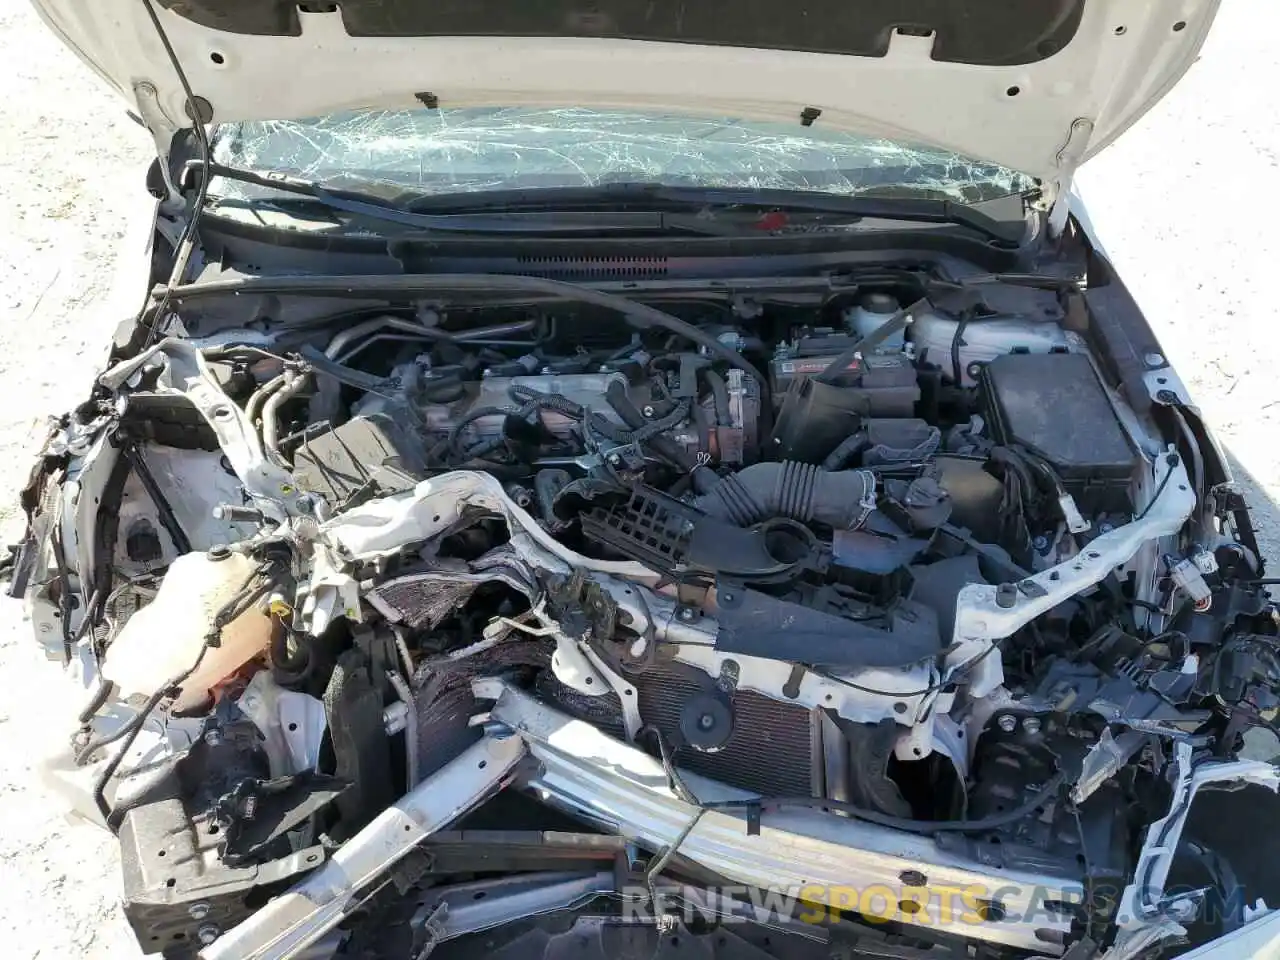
[35,0,1218,202]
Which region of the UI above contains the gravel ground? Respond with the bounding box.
[0,3,1277,957]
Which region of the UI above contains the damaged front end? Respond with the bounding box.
[8,268,1280,960]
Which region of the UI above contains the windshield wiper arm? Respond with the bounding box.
[193,163,1019,241]
[193,163,744,236]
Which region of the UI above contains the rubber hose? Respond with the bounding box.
[989,447,1038,497]
[77,678,114,725]
[448,404,518,460]
[297,344,392,393]
[269,629,312,688]
[508,384,585,419]
[822,431,869,471]
[702,369,732,427]
[695,461,876,529]
[534,469,572,531]
[419,375,467,404]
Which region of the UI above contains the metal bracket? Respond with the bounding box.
[1144,367,1193,406]
[202,735,526,960]
[100,340,304,521]
[132,81,182,207]
[237,673,326,778]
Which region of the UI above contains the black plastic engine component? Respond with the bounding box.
[579,486,694,574]
[769,355,919,463]
[768,379,861,463]
[908,554,987,642]
[979,353,1136,513]
[324,649,395,837]
[215,773,349,866]
[1033,660,1209,732]
[694,461,875,529]
[292,414,426,503]
[943,713,1131,934]
[580,484,822,582]
[823,417,941,470]
[836,718,913,817]
[714,581,940,668]
[831,522,928,574]
[679,692,735,753]
[900,476,952,530]
[931,455,1006,544]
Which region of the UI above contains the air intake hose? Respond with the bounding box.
[694,461,876,529]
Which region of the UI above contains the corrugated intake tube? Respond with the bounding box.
[694,461,876,529]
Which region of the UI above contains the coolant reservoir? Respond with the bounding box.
[103,550,274,712]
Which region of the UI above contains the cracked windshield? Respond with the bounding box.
[210,106,1033,204]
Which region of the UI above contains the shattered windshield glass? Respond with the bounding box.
[210,107,1034,204]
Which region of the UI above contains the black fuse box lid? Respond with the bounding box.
[979,352,1136,483]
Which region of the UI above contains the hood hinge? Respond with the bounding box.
[1043,117,1095,232]
[132,80,183,208]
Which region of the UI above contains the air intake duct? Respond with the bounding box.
[694,461,875,529]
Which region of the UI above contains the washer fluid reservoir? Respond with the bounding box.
[844,292,906,351]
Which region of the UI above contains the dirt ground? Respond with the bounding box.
[0,2,1277,957]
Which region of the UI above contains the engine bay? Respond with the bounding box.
[11,264,1280,960]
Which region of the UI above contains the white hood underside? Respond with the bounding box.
[34,0,1218,201]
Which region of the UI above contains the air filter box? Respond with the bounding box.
[979,352,1136,514]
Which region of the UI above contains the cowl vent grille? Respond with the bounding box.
[514,255,669,280]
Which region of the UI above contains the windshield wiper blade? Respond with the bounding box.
[398,181,1023,242]
[646,185,1021,239]
[195,163,744,236]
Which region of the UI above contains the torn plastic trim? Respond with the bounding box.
[479,679,1078,954]
[99,339,304,521]
[1106,742,1280,960]
[1071,728,1147,805]
[201,735,526,960]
